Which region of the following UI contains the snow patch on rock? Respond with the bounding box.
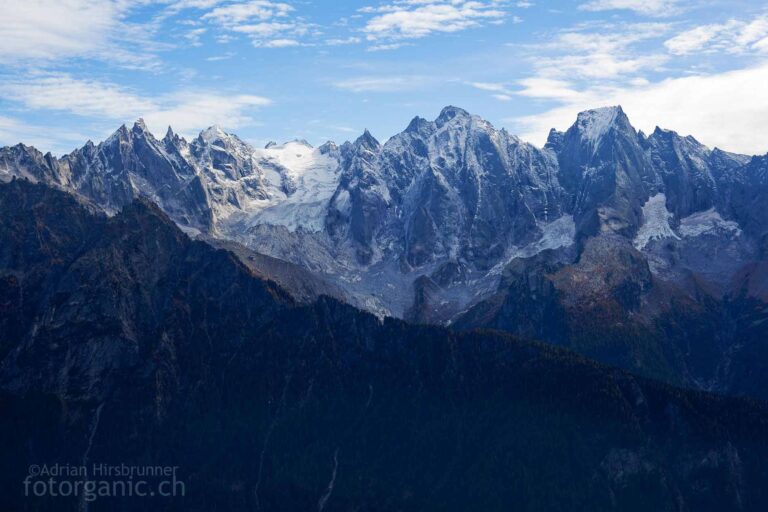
[634,193,680,249]
[490,215,576,275]
[679,208,741,238]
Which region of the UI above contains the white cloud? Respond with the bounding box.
[366,42,412,51]
[201,1,293,25]
[536,53,668,80]
[0,115,91,155]
[255,38,301,48]
[200,0,311,48]
[470,82,511,93]
[2,74,157,119]
[0,0,118,61]
[142,92,272,135]
[167,0,226,10]
[0,0,160,67]
[325,36,363,45]
[233,22,296,37]
[468,81,518,101]
[361,1,507,42]
[1,74,271,140]
[332,76,427,92]
[206,51,236,61]
[529,23,670,80]
[185,27,208,46]
[664,25,720,54]
[665,15,768,55]
[514,78,585,102]
[578,0,681,17]
[510,62,768,155]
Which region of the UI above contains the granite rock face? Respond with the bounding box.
[1,106,767,395]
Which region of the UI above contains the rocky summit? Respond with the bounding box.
[1,106,767,397]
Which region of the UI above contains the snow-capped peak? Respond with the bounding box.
[575,106,624,145]
[290,139,313,148]
[199,125,230,143]
[436,106,470,127]
[103,124,131,146]
[354,129,380,151]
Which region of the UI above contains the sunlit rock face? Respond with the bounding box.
[2,106,767,395]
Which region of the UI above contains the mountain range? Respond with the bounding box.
[3,179,768,511]
[2,105,767,399]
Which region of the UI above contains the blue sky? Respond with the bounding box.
[1,0,767,155]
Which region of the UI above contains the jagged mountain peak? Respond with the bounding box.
[436,105,470,126]
[199,124,230,142]
[405,115,431,134]
[545,128,565,151]
[571,105,633,144]
[132,118,149,132]
[261,139,308,150]
[650,125,687,142]
[287,138,313,148]
[100,123,133,147]
[354,129,380,151]
[0,106,765,333]
[318,140,338,155]
[649,126,708,150]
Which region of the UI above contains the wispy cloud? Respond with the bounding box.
[201,1,294,24]
[206,51,236,61]
[143,91,272,135]
[359,0,508,47]
[664,14,768,55]
[0,115,91,155]
[199,0,314,49]
[1,73,272,138]
[0,0,162,68]
[578,0,681,17]
[528,23,671,80]
[367,42,413,51]
[332,75,428,92]
[2,74,157,119]
[255,38,301,48]
[469,81,512,93]
[468,81,518,101]
[325,36,363,46]
[185,27,208,47]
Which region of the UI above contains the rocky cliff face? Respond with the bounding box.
[1,106,766,395]
[3,180,768,511]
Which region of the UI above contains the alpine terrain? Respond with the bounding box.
[2,179,768,511]
[2,106,767,397]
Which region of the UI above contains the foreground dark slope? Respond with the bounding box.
[2,181,768,511]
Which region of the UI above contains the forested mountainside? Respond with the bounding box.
[2,180,768,511]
